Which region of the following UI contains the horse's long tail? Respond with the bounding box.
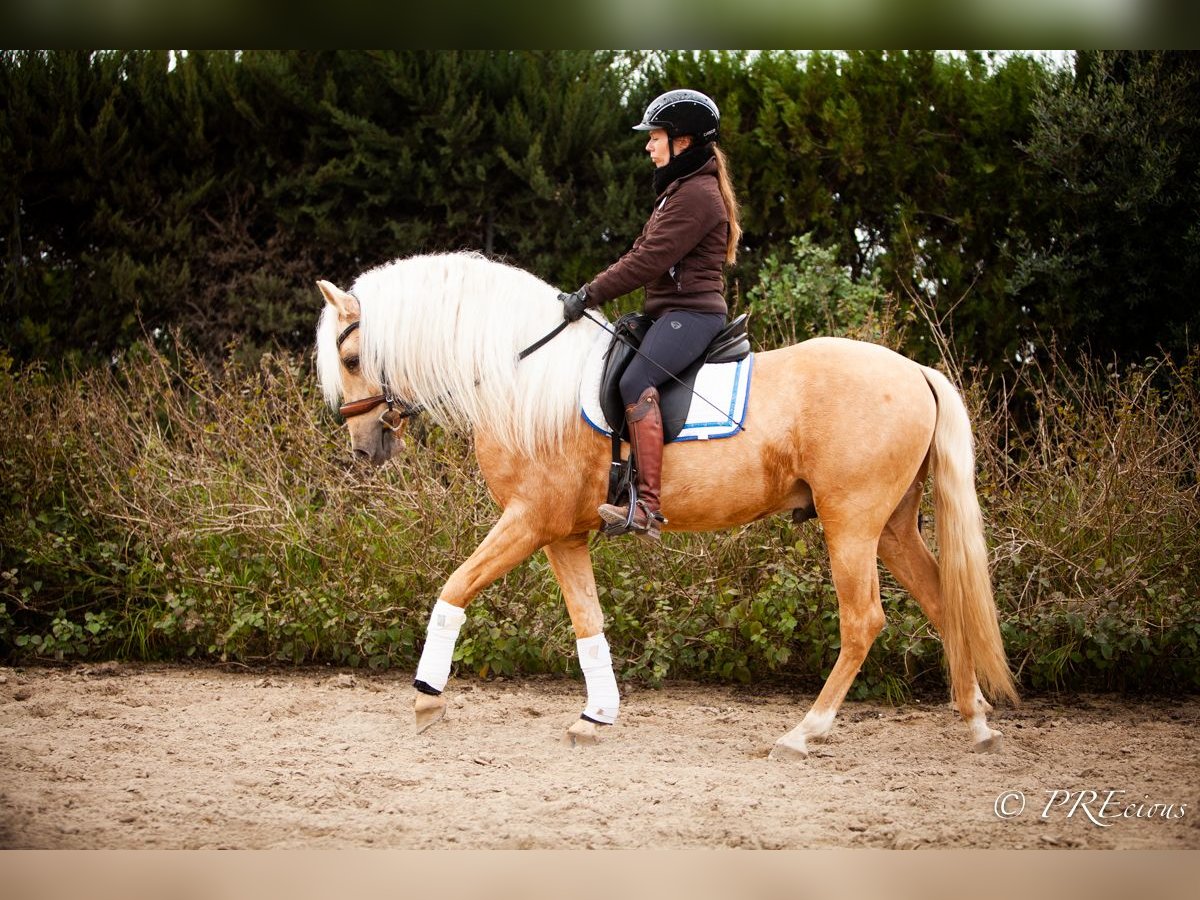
[921,367,1019,705]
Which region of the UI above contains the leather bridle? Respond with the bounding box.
[334,316,569,430]
[335,320,423,431]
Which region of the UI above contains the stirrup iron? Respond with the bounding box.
[599,480,639,536]
[599,493,666,538]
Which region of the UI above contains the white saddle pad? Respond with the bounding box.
[578,327,753,442]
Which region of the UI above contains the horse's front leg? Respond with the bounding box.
[412,504,546,733]
[544,533,618,747]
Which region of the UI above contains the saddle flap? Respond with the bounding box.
[597,311,751,444]
[598,313,652,439]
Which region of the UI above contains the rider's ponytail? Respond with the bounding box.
[712,145,741,266]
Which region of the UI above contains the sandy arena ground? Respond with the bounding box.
[1,664,1196,849]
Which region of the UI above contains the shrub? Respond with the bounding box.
[978,349,1200,691]
[744,233,906,350]
[2,293,1197,696]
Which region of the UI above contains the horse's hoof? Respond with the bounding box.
[564,719,601,748]
[972,730,1003,753]
[768,737,809,761]
[414,693,447,734]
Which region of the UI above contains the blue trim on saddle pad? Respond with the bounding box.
[581,353,753,443]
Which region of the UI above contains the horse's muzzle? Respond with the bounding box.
[349,423,398,466]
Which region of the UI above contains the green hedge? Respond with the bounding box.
[2,324,1197,695]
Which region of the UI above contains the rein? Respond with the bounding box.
[580,310,746,427]
[336,318,569,426]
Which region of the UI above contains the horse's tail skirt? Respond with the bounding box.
[922,367,1020,706]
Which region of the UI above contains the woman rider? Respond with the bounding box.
[560,88,742,540]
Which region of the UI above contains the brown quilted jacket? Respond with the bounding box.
[585,156,728,318]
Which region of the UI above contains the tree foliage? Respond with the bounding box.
[655,50,1046,366]
[1012,50,1200,363]
[3,50,1195,373]
[0,50,648,363]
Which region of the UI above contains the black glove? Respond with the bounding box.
[559,286,589,323]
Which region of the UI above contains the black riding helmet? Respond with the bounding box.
[632,89,720,149]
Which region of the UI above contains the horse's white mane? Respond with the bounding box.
[316,251,604,457]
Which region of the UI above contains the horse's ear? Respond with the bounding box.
[316,280,359,318]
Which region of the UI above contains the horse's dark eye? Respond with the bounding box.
[344,356,359,373]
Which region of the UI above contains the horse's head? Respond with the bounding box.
[316,279,408,466]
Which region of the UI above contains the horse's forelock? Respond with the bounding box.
[315,302,346,409]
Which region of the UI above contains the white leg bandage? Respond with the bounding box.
[577,633,620,724]
[414,599,467,693]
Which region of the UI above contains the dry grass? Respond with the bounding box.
[1,330,1197,693]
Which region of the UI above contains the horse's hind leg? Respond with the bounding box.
[877,479,1000,751]
[544,534,617,747]
[771,535,885,760]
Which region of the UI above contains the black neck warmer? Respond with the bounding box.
[653,142,714,196]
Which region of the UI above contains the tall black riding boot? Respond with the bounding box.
[598,387,666,540]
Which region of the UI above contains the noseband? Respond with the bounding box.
[335,321,424,429]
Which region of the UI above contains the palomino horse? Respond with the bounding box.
[315,251,1017,759]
